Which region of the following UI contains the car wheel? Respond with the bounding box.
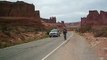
[49,36,51,37]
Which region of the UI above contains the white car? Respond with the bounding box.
[49,29,60,37]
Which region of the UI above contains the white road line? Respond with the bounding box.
[41,32,73,60]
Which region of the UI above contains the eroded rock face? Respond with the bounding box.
[81,10,107,30]
[0,1,43,28]
[81,17,87,26]
[0,1,46,48]
[41,17,56,23]
[100,11,107,25]
[0,1,35,17]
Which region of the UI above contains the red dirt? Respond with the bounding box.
[83,33,107,60]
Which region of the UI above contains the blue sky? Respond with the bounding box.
[4,0,107,22]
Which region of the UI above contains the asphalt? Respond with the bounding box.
[0,32,72,60]
[45,32,100,60]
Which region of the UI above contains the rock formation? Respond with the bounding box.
[0,1,43,28]
[100,11,107,25]
[81,10,107,30]
[0,1,46,48]
[0,1,35,17]
[41,17,56,23]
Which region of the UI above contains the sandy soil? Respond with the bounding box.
[83,33,107,60]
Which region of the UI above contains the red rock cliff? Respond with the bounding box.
[81,10,107,30]
[0,1,43,28]
[0,1,35,17]
[41,17,56,23]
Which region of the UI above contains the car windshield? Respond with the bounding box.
[51,29,58,32]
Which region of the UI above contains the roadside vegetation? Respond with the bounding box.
[93,28,107,37]
[78,27,107,59]
[0,25,49,48]
[77,26,107,37]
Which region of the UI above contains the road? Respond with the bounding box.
[45,32,100,60]
[0,32,72,60]
[0,32,100,60]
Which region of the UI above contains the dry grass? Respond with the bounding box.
[0,25,48,48]
[93,29,107,37]
[0,32,48,48]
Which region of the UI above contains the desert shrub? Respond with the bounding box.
[68,27,78,31]
[0,25,11,36]
[45,28,53,35]
[78,26,92,33]
[94,28,107,37]
[0,25,49,48]
[94,30,103,37]
[45,29,51,35]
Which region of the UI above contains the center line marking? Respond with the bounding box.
[41,32,73,60]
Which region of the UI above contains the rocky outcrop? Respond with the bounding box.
[81,10,107,30]
[41,17,56,23]
[42,19,65,30]
[0,1,53,48]
[0,17,43,28]
[41,17,60,30]
[81,17,87,26]
[0,1,43,28]
[100,11,107,25]
[0,1,35,17]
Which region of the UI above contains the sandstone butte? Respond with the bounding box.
[41,17,65,30]
[0,1,65,30]
[81,10,107,30]
[0,1,44,29]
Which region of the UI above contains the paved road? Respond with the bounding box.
[45,32,100,60]
[0,32,72,60]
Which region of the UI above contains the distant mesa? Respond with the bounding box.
[81,10,107,30]
[41,17,65,30]
[41,17,56,23]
